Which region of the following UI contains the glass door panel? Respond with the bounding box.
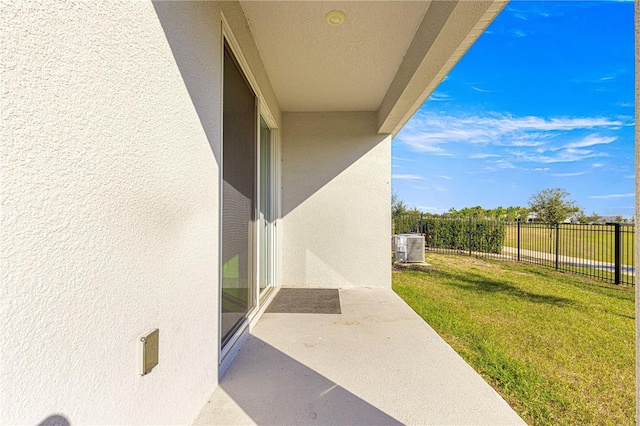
[221,43,256,347]
[259,118,273,294]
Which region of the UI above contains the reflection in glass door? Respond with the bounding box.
[221,43,256,347]
[259,118,274,294]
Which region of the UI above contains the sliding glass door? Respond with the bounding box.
[221,43,256,347]
[221,40,277,353]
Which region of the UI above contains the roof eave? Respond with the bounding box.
[377,0,509,137]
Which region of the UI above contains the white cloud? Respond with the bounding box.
[399,112,622,146]
[591,163,604,168]
[429,92,452,101]
[507,140,546,147]
[471,86,491,93]
[397,132,456,156]
[496,161,516,169]
[512,148,606,164]
[470,153,500,159]
[572,70,627,86]
[551,172,586,177]
[590,193,634,199]
[508,5,550,19]
[437,175,453,180]
[392,174,425,181]
[489,116,622,132]
[560,135,617,150]
[395,112,626,164]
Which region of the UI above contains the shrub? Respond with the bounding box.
[394,216,506,254]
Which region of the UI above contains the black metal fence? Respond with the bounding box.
[394,215,635,286]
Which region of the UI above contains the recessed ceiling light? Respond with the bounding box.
[325,10,346,26]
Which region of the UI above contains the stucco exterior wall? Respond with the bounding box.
[281,112,392,289]
[1,2,224,424]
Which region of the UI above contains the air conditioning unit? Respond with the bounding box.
[406,234,425,263]
[392,234,407,262]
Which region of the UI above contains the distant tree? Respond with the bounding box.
[447,205,531,221]
[528,188,581,225]
[506,206,529,222]
[504,206,517,222]
[391,191,407,218]
[455,205,487,219]
[456,207,470,218]
[576,210,588,224]
[590,211,602,224]
[441,207,456,218]
[491,206,506,221]
[472,206,488,219]
[578,211,602,224]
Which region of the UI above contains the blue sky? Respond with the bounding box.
[392,1,634,217]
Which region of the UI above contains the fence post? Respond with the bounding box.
[469,217,473,256]
[555,223,560,270]
[517,221,521,261]
[614,223,621,285]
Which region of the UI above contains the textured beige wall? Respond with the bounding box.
[1,1,224,424]
[281,112,391,289]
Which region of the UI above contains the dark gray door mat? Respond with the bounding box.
[265,288,341,314]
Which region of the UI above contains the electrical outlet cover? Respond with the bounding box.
[138,329,159,376]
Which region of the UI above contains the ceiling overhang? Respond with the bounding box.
[240,0,508,136]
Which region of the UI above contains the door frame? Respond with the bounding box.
[258,116,277,302]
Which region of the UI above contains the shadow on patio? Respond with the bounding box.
[195,287,525,425]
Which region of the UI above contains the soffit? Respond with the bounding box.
[240,1,430,112]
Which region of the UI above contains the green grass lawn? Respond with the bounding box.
[503,223,634,265]
[393,253,635,425]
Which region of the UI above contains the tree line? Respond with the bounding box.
[393,187,633,224]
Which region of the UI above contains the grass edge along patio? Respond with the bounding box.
[394,253,635,425]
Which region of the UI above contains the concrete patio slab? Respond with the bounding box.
[195,287,525,425]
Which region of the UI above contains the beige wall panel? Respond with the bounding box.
[282,112,391,289]
[1,1,223,424]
